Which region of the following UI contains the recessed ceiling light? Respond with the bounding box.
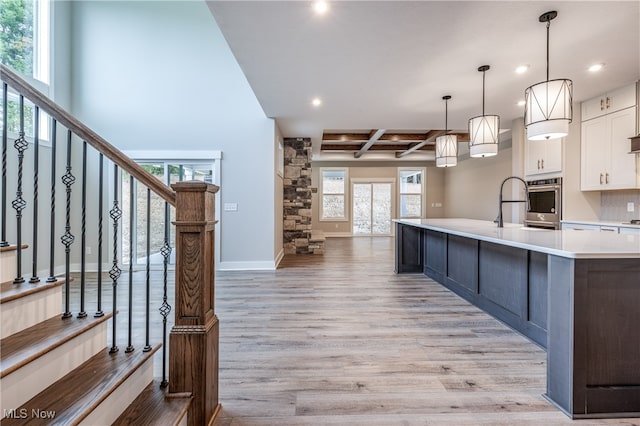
[515,65,529,74]
[312,97,322,107]
[313,1,328,15]
[517,100,526,107]
[588,63,604,72]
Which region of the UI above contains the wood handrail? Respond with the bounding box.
[1,64,176,206]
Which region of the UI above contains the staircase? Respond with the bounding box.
[1,64,220,425]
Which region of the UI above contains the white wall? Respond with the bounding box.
[69,1,277,269]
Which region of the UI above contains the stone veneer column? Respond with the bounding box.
[283,138,312,254]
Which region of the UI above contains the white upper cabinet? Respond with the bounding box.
[581,83,637,121]
[524,138,562,177]
[580,82,639,191]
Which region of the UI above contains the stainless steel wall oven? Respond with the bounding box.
[525,178,562,229]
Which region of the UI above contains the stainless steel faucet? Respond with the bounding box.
[496,176,529,228]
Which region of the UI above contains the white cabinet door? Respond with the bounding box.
[620,227,640,235]
[525,139,562,177]
[581,107,638,190]
[581,116,609,190]
[607,107,638,189]
[581,83,637,121]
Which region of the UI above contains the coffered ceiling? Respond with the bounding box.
[207,1,640,162]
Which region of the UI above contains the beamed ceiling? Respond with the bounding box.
[321,130,470,158]
[207,1,640,162]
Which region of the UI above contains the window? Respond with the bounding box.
[320,168,347,220]
[1,0,51,139]
[398,168,424,218]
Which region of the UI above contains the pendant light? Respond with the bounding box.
[435,95,457,168]
[469,65,499,157]
[524,10,573,141]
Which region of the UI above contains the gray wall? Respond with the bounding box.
[443,147,514,222]
[69,1,277,269]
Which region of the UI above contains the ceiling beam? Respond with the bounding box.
[395,131,470,158]
[323,132,433,142]
[354,129,386,158]
[322,144,435,152]
[395,130,443,158]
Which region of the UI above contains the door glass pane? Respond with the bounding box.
[352,183,372,234]
[137,163,166,264]
[372,183,391,234]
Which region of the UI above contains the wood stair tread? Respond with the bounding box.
[0,244,28,253]
[0,313,113,378]
[0,277,67,304]
[113,380,192,426]
[1,345,161,425]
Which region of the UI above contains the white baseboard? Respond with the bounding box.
[217,260,277,271]
[324,232,353,237]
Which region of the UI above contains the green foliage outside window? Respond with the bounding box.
[0,0,35,136]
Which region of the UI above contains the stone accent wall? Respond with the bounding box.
[283,138,314,254]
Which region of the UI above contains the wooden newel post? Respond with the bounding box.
[170,181,220,426]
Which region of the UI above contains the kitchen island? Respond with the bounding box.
[394,218,640,419]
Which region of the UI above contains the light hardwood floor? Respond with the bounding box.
[211,237,639,425]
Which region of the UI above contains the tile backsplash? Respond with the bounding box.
[601,190,640,221]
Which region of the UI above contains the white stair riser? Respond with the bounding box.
[0,322,107,414]
[79,354,155,426]
[0,286,62,339]
[0,251,17,283]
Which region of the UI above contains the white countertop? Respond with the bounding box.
[394,218,640,259]
[561,219,640,229]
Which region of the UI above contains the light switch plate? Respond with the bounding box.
[224,203,238,212]
[628,202,635,213]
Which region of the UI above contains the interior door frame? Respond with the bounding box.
[350,177,396,237]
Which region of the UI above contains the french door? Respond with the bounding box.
[352,181,393,235]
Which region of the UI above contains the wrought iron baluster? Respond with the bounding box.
[126,176,135,353]
[12,95,28,284]
[95,153,104,317]
[159,195,172,388]
[46,119,57,283]
[78,141,87,318]
[29,106,40,283]
[1,82,9,247]
[61,130,75,318]
[109,164,122,354]
[144,187,151,352]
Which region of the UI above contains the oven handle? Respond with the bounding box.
[527,185,561,192]
[524,219,559,229]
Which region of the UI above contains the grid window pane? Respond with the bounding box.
[400,170,422,193]
[322,195,345,218]
[400,194,422,218]
[322,170,345,194]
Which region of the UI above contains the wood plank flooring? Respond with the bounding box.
[211,237,639,425]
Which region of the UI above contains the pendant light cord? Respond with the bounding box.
[482,70,486,116]
[444,98,448,135]
[546,20,550,82]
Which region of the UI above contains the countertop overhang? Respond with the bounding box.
[393,218,640,259]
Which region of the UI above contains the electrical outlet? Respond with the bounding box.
[86,246,92,255]
[628,202,635,213]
